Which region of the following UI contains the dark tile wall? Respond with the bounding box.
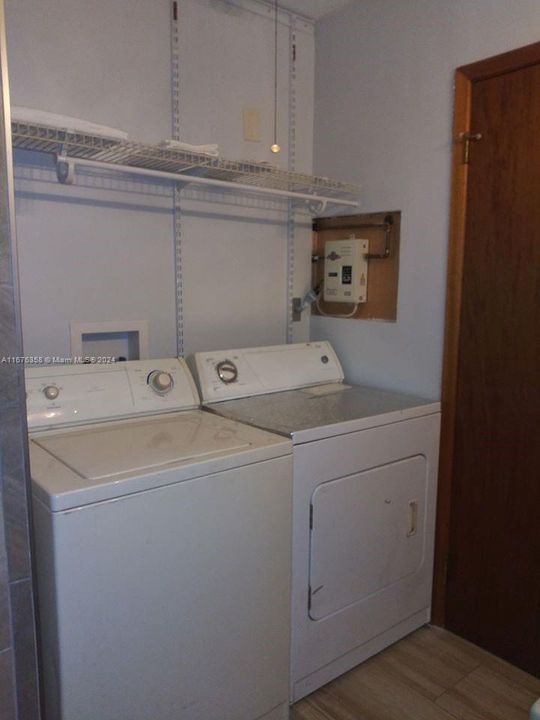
[1,16,41,720]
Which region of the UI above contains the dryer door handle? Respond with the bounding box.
[407,500,418,537]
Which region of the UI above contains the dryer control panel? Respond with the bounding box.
[26,358,200,431]
[194,341,344,404]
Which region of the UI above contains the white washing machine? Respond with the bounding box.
[26,358,292,720]
[193,342,441,702]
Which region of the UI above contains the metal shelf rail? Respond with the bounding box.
[11,120,360,212]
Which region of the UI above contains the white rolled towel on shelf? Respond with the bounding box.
[160,139,219,157]
[11,106,129,141]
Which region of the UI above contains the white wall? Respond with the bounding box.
[7,0,176,358]
[312,0,540,397]
[6,0,314,359]
[176,0,315,353]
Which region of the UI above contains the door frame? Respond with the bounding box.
[432,40,540,625]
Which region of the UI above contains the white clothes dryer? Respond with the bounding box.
[193,342,441,702]
[26,358,292,720]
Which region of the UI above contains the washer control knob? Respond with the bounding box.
[147,370,174,395]
[43,384,60,401]
[216,359,238,384]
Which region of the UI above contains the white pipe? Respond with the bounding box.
[56,155,359,208]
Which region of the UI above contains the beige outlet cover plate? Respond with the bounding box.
[243,108,262,142]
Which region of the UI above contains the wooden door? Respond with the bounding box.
[434,44,540,675]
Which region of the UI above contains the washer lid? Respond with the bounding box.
[30,410,292,511]
[32,411,251,481]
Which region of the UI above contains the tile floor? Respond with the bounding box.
[291,625,540,720]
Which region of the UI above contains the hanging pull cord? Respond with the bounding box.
[271,0,280,153]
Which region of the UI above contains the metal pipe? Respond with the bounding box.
[56,155,359,208]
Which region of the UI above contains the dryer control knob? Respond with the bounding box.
[216,360,238,384]
[43,384,60,401]
[147,370,174,394]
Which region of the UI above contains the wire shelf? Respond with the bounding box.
[11,120,359,207]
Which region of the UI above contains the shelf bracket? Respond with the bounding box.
[56,155,75,185]
[308,199,328,215]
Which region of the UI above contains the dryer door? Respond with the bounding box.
[309,456,427,620]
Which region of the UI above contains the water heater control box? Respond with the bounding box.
[323,238,369,304]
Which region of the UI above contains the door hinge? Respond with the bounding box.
[292,43,296,63]
[309,503,313,530]
[458,131,482,164]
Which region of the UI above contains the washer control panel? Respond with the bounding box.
[147,370,174,394]
[26,358,200,431]
[195,341,344,404]
[43,384,60,401]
